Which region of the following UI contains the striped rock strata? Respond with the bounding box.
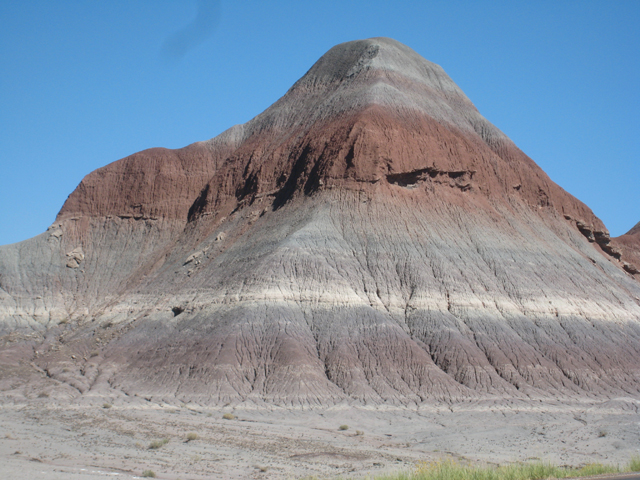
[1,38,639,406]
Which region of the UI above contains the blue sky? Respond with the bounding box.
[1,1,638,245]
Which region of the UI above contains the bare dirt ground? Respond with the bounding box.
[1,397,639,479]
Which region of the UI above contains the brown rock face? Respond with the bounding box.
[1,38,639,406]
[58,126,245,222]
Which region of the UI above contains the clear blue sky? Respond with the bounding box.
[1,1,638,245]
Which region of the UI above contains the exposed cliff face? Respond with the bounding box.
[1,38,639,406]
[58,126,245,222]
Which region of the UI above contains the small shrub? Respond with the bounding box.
[141,470,156,478]
[148,438,170,449]
[186,432,198,442]
[339,425,349,431]
[355,430,364,436]
[222,413,235,420]
[255,465,268,472]
[90,351,99,357]
[37,392,49,398]
[630,455,640,472]
[597,429,607,437]
[103,403,112,409]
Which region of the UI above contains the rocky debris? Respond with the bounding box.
[0,38,639,406]
[184,250,205,266]
[612,221,640,276]
[386,167,475,191]
[575,221,621,259]
[65,247,84,269]
[47,224,63,240]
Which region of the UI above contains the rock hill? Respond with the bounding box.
[1,38,639,406]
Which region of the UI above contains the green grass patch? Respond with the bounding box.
[372,458,634,480]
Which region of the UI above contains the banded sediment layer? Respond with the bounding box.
[1,38,639,406]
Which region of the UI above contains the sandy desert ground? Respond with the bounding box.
[1,397,639,479]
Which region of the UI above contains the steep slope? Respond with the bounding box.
[1,38,639,406]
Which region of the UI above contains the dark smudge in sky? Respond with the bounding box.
[161,0,220,60]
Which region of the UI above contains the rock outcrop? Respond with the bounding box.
[613,222,640,275]
[1,38,639,406]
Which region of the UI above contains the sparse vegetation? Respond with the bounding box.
[222,413,235,420]
[148,438,170,449]
[371,458,640,480]
[90,351,99,357]
[37,392,49,398]
[355,430,364,436]
[186,432,198,442]
[141,470,156,478]
[339,424,349,431]
[103,403,112,409]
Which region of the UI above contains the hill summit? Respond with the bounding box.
[1,38,639,406]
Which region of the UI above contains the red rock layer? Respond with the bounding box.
[57,128,244,223]
[191,105,603,237]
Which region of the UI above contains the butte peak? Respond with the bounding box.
[290,37,470,101]
[253,37,479,136]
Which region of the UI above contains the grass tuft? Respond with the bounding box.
[339,424,349,431]
[630,455,640,472]
[148,438,169,450]
[141,470,156,478]
[222,413,235,420]
[186,432,198,442]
